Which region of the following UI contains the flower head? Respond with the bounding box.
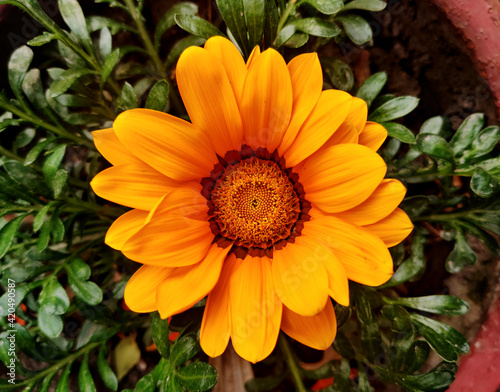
[91,37,413,363]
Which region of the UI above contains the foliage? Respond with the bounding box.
[0,0,498,391]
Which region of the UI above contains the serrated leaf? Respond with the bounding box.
[382,122,416,144]
[59,0,93,53]
[39,277,70,315]
[8,45,33,102]
[386,295,469,316]
[170,335,201,367]
[449,113,484,156]
[145,80,170,111]
[410,314,469,362]
[416,133,454,164]
[28,32,56,46]
[369,96,419,122]
[49,68,93,98]
[299,0,343,14]
[356,72,387,107]
[117,82,138,110]
[290,17,341,37]
[175,14,225,40]
[155,2,198,49]
[470,168,494,198]
[98,345,118,391]
[79,353,97,392]
[114,336,141,381]
[152,312,170,358]
[39,308,63,338]
[336,13,372,45]
[0,214,26,258]
[343,0,386,11]
[134,374,155,392]
[175,362,218,392]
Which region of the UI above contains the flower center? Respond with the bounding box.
[211,157,300,248]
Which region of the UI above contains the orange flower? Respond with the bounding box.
[91,37,413,363]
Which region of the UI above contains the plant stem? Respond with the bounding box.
[277,0,297,34]
[123,0,167,78]
[414,209,492,222]
[279,334,308,392]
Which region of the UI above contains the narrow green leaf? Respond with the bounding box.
[175,362,218,392]
[398,370,455,391]
[273,24,296,48]
[449,113,484,156]
[332,331,355,360]
[102,48,121,84]
[55,363,72,392]
[28,32,57,46]
[170,335,201,367]
[38,308,63,338]
[243,0,265,49]
[401,341,430,373]
[470,168,494,198]
[13,127,36,150]
[369,96,419,122]
[283,33,309,48]
[165,35,206,67]
[117,82,138,110]
[154,2,198,49]
[59,0,93,53]
[39,370,57,392]
[382,122,416,144]
[50,213,65,242]
[55,94,90,107]
[39,277,70,315]
[355,288,383,363]
[356,72,387,107]
[385,295,469,316]
[290,18,341,37]
[152,312,170,358]
[8,45,33,102]
[336,14,372,45]
[134,374,155,392]
[175,14,225,40]
[22,69,51,112]
[98,345,118,391]
[79,353,97,392]
[416,133,455,164]
[43,144,66,182]
[145,80,170,111]
[49,68,93,98]
[215,0,249,54]
[299,0,343,14]
[462,125,500,162]
[343,0,386,11]
[0,214,26,258]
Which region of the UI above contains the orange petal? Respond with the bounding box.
[124,265,173,313]
[317,242,349,306]
[281,300,337,350]
[157,244,230,318]
[147,182,208,221]
[92,128,142,166]
[335,179,407,226]
[298,144,387,213]
[279,53,323,155]
[113,109,215,181]
[90,163,175,209]
[122,215,213,266]
[363,208,413,247]
[201,255,242,358]
[204,36,247,104]
[347,97,368,133]
[177,45,243,155]
[272,237,329,316]
[105,209,149,250]
[359,121,387,150]
[284,90,352,167]
[321,121,359,149]
[304,215,394,286]
[240,48,293,152]
[230,256,282,363]
[246,45,261,68]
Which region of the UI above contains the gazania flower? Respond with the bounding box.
[91,36,413,363]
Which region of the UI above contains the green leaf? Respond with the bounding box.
[155,2,198,49]
[336,14,373,45]
[245,375,285,392]
[145,80,170,111]
[355,288,383,362]
[8,45,33,102]
[331,359,351,391]
[381,305,414,371]
[332,331,355,360]
[264,0,279,48]
[65,260,103,305]
[102,48,121,85]
[0,214,26,258]
[356,72,387,107]
[165,35,206,67]
[419,115,451,137]
[28,32,56,46]
[299,0,343,14]
[321,58,354,91]
[449,113,484,156]
[385,295,469,316]
[300,362,336,379]
[99,27,113,60]
[243,0,265,49]
[175,14,225,40]
[165,375,184,392]
[22,69,51,112]
[67,258,91,280]
[98,345,118,391]
[55,363,72,392]
[410,313,469,362]
[49,68,93,98]
[134,374,155,392]
[283,33,309,48]
[152,312,170,358]
[59,0,93,53]
[39,277,70,315]
[368,96,419,122]
[39,308,63,338]
[381,305,412,332]
[215,0,248,54]
[289,18,341,37]
[79,353,97,392]
[470,168,495,198]
[170,335,201,367]
[416,133,455,164]
[175,362,218,392]
[273,24,296,48]
[398,370,455,391]
[382,122,416,144]
[462,125,500,162]
[43,144,66,183]
[117,82,138,110]
[87,16,135,34]
[401,340,430,373]
[55,94,90,107]
[13,127,36,150]
[343,0,386,11]
[445,229,476,273]
[25,138,57,165]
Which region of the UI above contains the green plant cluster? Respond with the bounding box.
[0,0,498,391]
